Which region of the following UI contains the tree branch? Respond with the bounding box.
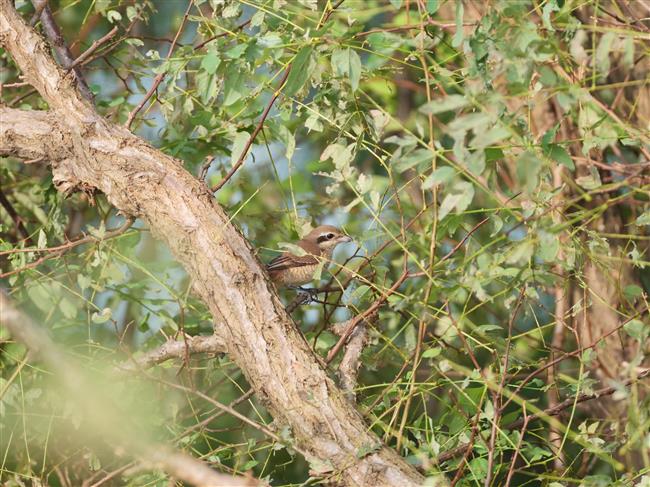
[117,334,226,372]
[0,4,440,485]
[30,0,94,101]
[211,65,291,192]
[331,315,372,400]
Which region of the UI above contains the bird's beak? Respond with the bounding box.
[338,235,352,243]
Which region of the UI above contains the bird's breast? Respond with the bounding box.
[273,264,319,286]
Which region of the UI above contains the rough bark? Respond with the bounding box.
[0,3,437,485]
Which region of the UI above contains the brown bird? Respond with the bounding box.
[266,225,351,287]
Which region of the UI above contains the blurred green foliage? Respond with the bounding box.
[1,0,649,485]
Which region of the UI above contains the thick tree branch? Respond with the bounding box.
[0,4,440,485]
[0,108,71,161]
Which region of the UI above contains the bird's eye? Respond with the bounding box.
[326,233,335,239]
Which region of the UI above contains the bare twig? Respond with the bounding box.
[437,367,650,466]
[504,404,529,487]
[326,269,409,363]
[499,307,650,413]
[211,65,292,192]
[193,19,251,50]
[29,0,47,25]
[30,0,94,101]
[450,413,481,487]
[485,290,526,487]
[69,26,119,69]
[318,0,346,27]
[508,367,650,430]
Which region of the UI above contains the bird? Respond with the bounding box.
[266,225,351,288]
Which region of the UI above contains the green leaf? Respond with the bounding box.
[635,210,650,226]
[231,131,250,167]
[348,49,362,92]
[624,319,648,341]
[126,6,137,21]
[225,43,247,59]
[200,50,221,74]
[471,124,510,149]
[394,148,432,172]
[419,95,468,115]
[575,166,602,190]
[223,67,244,106]
[426,0,440,14]
[91,308,112,324]
[541,0,560,31]
[37,229,47,248]
[546,144,575,170]
[623,285,643,299]
[452,1,464,48]
[448,112,491,134]
[59,297,77,319]
[595,32,616,79]
[106,10,121,23]
[438,181,474,221]
[422,166,455,189]
[516,151,542,193]
[421,347,441,359]
[332,48,362,92]
[77,274,91,291]
[284,45,313,97]
[537,231,559,262]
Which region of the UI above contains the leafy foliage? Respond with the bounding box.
[1,0,649,485]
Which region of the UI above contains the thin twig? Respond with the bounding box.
[437,367,650,465]
[485,289,526,487]
[326,269,409,363]
[30,0,94,101]
[319,0,346,27]
[0,216,135,279]
[504,404,529,487]
[29,0,47,25]
[450,413,481,487]
[193,19,251,50]
[331,313,373,398]
[211,65,292,192]
[499,307,649,413]
[124,0,194,129]
[68,26,119,69]
[0,186,32,244]
[117,333,225,372]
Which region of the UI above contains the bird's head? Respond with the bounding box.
[305,225,352,252]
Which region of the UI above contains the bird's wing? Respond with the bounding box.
[266,252,319,272]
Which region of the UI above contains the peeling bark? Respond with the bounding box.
[0,3,438,485]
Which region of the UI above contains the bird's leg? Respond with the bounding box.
[287,286,320,303]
